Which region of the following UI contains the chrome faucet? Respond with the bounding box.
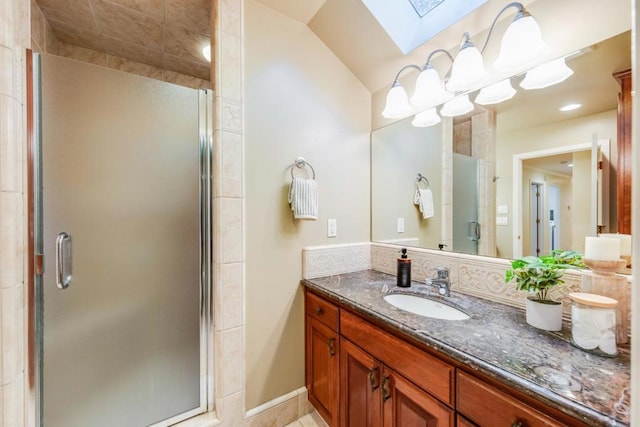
[425,267,451,297]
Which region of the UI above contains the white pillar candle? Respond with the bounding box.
[600,233,632,256]
[584,237,621,261]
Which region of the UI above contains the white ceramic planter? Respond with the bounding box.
[525,297,563,331]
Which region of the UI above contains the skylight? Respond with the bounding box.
[362,0,488,55]
[408,0,446,18]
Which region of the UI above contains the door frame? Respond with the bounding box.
[27,51,215,426]
[512,139,610,258]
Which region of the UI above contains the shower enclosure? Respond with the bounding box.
[29,52,213,426]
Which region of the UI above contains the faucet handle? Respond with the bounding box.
[436,267,449,279]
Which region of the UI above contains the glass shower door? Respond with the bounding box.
[39,54,205,427]
[452,153,479,255]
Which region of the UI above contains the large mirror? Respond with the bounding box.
[372,30,631,260]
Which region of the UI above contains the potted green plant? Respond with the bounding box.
[505,250,586,331]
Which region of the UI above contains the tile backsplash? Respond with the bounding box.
[303,242,632,319]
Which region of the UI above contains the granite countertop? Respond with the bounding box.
[302,270,630,426]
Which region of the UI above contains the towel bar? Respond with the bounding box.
[290,156,316,179]
[416,173,430,189]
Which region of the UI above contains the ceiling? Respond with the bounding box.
[492,31,631,134]
[523,152,574,177]
[38,0,630,128]
[36,0,211,80]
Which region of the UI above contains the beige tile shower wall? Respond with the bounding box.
[211,0,247,424]
[30,0,210,91]
[243,0,371,410]
[0,0,29,426]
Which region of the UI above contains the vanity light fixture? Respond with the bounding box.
[475,79,517,105]
[382,64,421,118]
[520,57,574,90]
[412,108,442,127]
[202,45,211,62]
[381,2,559,126]
[410,49,455,108]
[492,2,547,72]
[440,94,474,117]
[446,33,487,92]
[559,103,582,112]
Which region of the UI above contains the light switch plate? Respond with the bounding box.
[497,205,509,214]
[496,216,509,226]
[397,218,405,233]
[327,219,337,237]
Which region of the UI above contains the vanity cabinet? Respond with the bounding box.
[305,288,586,427]
[457,371,564,427]
[305,293,340,426]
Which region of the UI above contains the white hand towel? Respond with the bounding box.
[288,178,319,220]
[414,188,434,219]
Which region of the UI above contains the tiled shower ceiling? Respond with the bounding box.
[36,0,211,80]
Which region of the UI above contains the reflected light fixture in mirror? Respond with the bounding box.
[440,95,474,117]
[475,79,517,105]
[520,57,574,89]
[412,108,441,127]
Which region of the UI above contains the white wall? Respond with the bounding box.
[495,110,617,257]
[244,0,371,409]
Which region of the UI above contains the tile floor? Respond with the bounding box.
[285,411,328,427]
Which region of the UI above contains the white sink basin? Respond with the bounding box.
[383,294,470,321]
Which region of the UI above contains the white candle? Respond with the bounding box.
[584,237,621,261]
[600,233,632,256]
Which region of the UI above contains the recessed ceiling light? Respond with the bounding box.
[559,103,581,112]
[202,45,211,62]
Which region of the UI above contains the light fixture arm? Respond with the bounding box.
[390,64,422,86]
[422,48,455,70]
[479,1,527,54]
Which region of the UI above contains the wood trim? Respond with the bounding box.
[613,69,632,234]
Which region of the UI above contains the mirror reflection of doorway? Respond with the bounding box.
[529,182,544,256]
[516,140,609,258]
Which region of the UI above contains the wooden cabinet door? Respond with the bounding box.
[306,315,339,426]
[340,338,382,427]
[381,367,454,427]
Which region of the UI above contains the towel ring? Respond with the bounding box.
[290,156,316,179]
[416,173,430,189]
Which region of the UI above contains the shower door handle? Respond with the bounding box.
[56,232,72,289]
[468,220,480,242]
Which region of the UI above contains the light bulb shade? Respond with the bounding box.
[446,45,487,92]
[520,58,574,90]
[382,84,413,118]
[440,95,474,117]
[494,15,546,72]
[410,67,453,108]
[412,108,441,127]
[475,79,516,105]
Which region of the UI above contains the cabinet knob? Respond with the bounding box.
[511,422,523,427]
[315,306,324,315]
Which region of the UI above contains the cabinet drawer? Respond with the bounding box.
[457,371,564,427]
[306,291,339,331]
[340,309,454,407]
